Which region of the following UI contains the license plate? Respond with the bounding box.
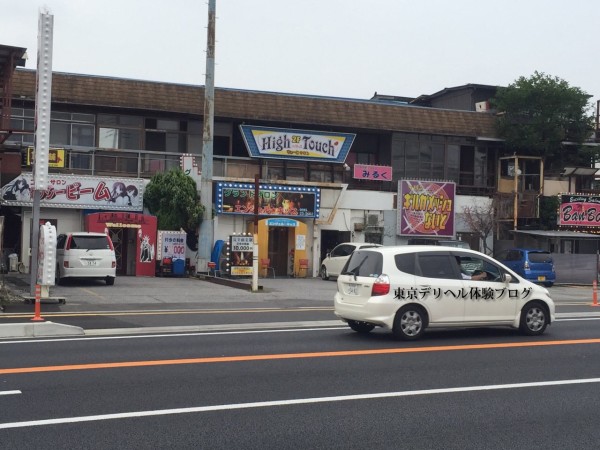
[84,260,98,266]
[538,276,546,281]
[346,283,359,295]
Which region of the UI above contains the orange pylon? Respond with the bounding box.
[31,284,45,321]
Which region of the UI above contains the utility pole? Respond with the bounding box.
[198,0,216,273]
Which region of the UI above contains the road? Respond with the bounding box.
[2,315,600,449]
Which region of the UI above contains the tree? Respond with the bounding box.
[461,198,498,255]
[143,169,205,249]
[493,71,595,172]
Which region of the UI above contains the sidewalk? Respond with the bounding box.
[0,271,340,338]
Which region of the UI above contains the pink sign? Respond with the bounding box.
[559,194,600,227]
[353,164,392,181]
[397,180,456,236]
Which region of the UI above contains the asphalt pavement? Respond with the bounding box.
[1,271,599,339]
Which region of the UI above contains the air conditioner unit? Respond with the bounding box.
[475,101,490,112]
[367,214,379,226]
[354,222,365,232]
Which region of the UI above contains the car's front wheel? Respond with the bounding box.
[519,301,548,336]
[393,305,427,340]
[320,265,329,280]
[347,320,375,334]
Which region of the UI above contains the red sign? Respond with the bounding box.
[559,194,600,227]
[353,164,392,181]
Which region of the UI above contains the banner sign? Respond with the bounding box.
[27,147,65,168]
[558,193,600,227]
[240,125,355,163]
[216,182,320,218]
[353,164,392,181]
[229,235,254,276]
[156,230,187,261]
[397,179,456,237]
[1,173,145,211]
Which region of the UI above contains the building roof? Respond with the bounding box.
[11,69,498,138]
[0,45,26,80]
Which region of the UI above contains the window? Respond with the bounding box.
[417,254,458,279]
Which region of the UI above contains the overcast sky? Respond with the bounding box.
[3,0,600,107]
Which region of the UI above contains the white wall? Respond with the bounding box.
[21,208,83,270]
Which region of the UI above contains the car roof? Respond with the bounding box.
[64,232,109,237]
[335,242,382,247]
[355,245,482,256]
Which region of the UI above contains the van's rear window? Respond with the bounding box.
[70,236,111,250]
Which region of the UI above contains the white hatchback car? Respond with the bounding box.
[334,246,555,340]
[320,242,382,280]
[56,232,116,285]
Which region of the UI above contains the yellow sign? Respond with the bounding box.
[27,147,66,168]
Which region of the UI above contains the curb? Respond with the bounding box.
[0,321,85,339]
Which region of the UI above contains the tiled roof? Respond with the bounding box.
[12,69,498,138]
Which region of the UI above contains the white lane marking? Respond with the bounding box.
[0,390,21,396]
[2,378,600,429]
[0,326,347,344]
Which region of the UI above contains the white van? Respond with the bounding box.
[334,246,555,340]
[56,232,116,285]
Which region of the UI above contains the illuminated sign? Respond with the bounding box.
[229,235,254,276]
[240,125,354,163]
[397,179,456,237]
[27,147,66,168]
[216,182,320,218]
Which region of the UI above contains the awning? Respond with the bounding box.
[512,230,600,239]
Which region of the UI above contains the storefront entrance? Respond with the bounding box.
[268,227,290,276]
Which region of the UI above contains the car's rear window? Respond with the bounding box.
[343,250,383,277]
[70,236,111,250]
[528,252,552,263]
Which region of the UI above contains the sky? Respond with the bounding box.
[2,0,600,106]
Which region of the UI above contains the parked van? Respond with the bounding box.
[56,232,116,285]
[495,248,556,287]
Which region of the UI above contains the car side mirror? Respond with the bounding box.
[503,273,512,283]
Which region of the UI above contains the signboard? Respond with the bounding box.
[240,125,355,163]
[558,193,600,227]
[1,173,145,211]
[353,164,392,181]
[397,179,456,237]
[157,230,187,261]
[216,182,320,218]
[229,235,254,276]
[27,147,66,168]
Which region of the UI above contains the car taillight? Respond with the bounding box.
[371,274,390,296]
[63,261,69,268]
[65,235,73,250]
[111,262,116,268]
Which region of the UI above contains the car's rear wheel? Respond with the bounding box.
[106,277,115,286]
[347,320,375,334]
[320,265,329,280]
[393,305,427,340]
[519,301,548,336]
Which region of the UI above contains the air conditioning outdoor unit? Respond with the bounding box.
[475,101,490,112]
[367,214,379,226]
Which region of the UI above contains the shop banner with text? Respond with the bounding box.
[216,182,320,218]
[240,125,354,163]
[558,193,600,227]
[1,173,145,211]
[397,179,455,237]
